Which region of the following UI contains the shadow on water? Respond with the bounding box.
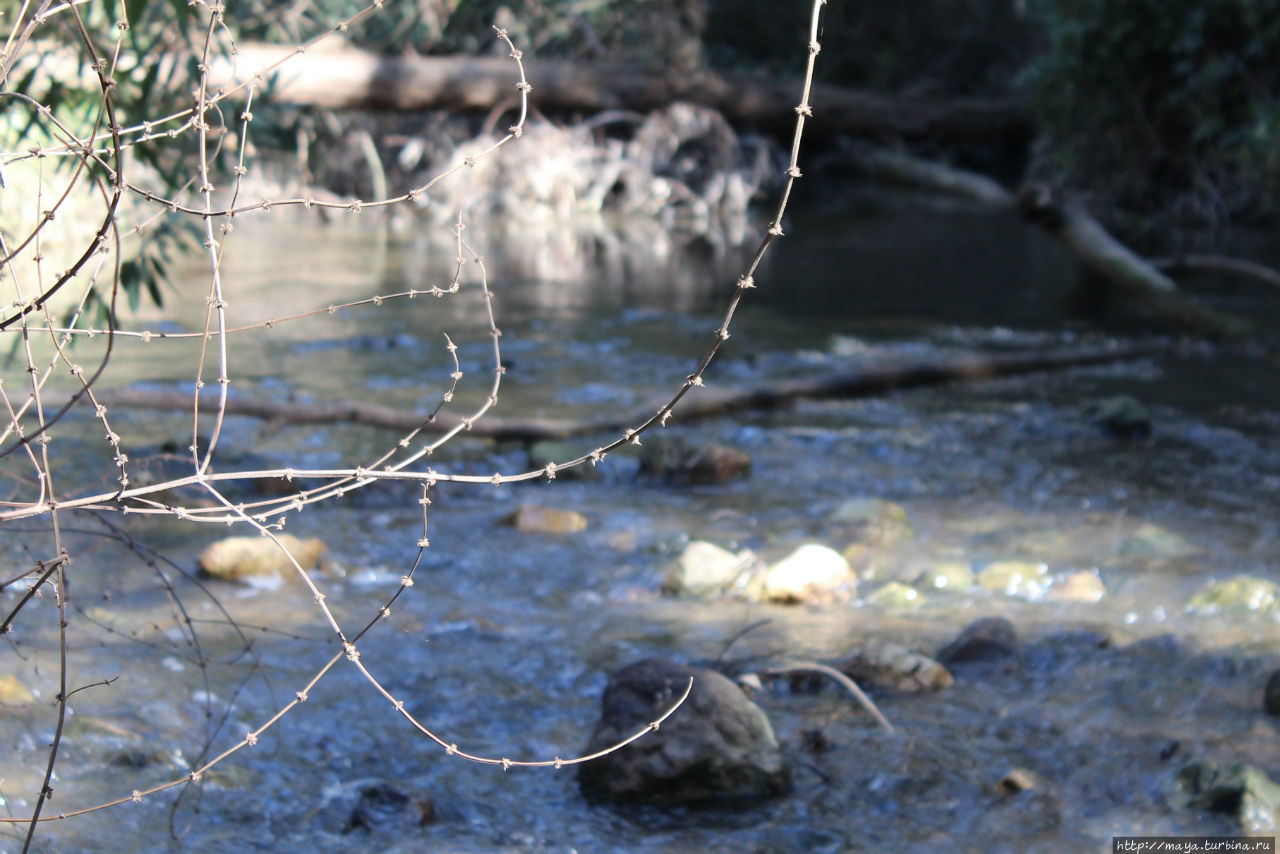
[4,204,1280,852]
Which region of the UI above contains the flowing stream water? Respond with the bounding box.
[3,203,1279,853]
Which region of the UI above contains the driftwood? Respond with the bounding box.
[1015,185,1249,340]
[100,344,1161,443]
[840,143,1017,209]
[208,42,1032,143]
[840,145,1250,341]
[1151,254,1280,293]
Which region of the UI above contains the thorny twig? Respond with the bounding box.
[0,0,832,838]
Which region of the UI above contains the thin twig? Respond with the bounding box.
[763,659,896,735]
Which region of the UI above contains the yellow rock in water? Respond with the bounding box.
[506,504,588,535]
[0,673,35,704]
[198,534,327,586]
[1045,569,1106,603]
[977,560,1049,599]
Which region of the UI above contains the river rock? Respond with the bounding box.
[839,641,953,693]
[664,540,760,598]
[1118,523,1200,561]
[937,616,1019,668]
[638,436,751,485]
[914,560,975,593]
[1187,575,1279,616]
[1091,394,1152,439]
[578,658,790,804]
[977,560,1049,599]
[763,544,856,604]
[863,581,923,610]
[1265,670,1280,716]
[839,542,874,573]
[344,782,435,832]
[503,503,588,535]
[995,767,1042,795]
[1044,569,1106,603]
[830,497,913,547]
[0,674,35,704]
[1173,761,1280,834]
[197,534,328,586]
[106,745,170,768]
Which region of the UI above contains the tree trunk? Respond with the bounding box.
[209,43,1033,143]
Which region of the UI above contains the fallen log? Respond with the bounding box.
[1016,185,1249,340]
[834,144,1249,341]
[1151,254,1280,293]
[838,143,1016,209]
[100,343,1162,443]
[208,42,1032,143]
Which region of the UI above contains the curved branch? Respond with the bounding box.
[1151,254,1280,292]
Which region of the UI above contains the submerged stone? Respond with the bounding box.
[345,782,435,832]
[106,745,169,769]
[504,503,589,535]
[839,542,874,573]
[1265,670,1280,717]
[937,616,1020,669]
[914,560,976,593]
[1091,394,1152,438]
[839,641,953,693]
[977,560,1049,599]
[1187,575,1279,615]
[197,534,328,586]
[830,497,913,547]
[995,767,1041,796]
[578,658,790,804]
[1044,569,1106,603]
[0,674,34,704]
[1118,523,1200,561]
[864,581,923,610]
[638,436,751,485]
[1174,761,1280,834]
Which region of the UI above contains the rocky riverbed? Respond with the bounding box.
[3,212,1278,852]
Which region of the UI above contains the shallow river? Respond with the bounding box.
[3,203,1279,853]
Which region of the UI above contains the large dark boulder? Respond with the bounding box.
[578,658,790,804]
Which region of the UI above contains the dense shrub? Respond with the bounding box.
[1024,0,1280,225]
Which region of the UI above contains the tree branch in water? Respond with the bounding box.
[100,344,1164,442]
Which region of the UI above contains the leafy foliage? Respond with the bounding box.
[1024,0,1280,224]
[1,0,213,324]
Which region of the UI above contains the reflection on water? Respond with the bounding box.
[4,207,1280,852]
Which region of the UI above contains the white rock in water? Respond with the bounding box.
[764,544,855,604]
[668,540,755,597]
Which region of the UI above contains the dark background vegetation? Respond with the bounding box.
[36,0,1279,227]
[185,0,1280,228]
[15,0,1280,315]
